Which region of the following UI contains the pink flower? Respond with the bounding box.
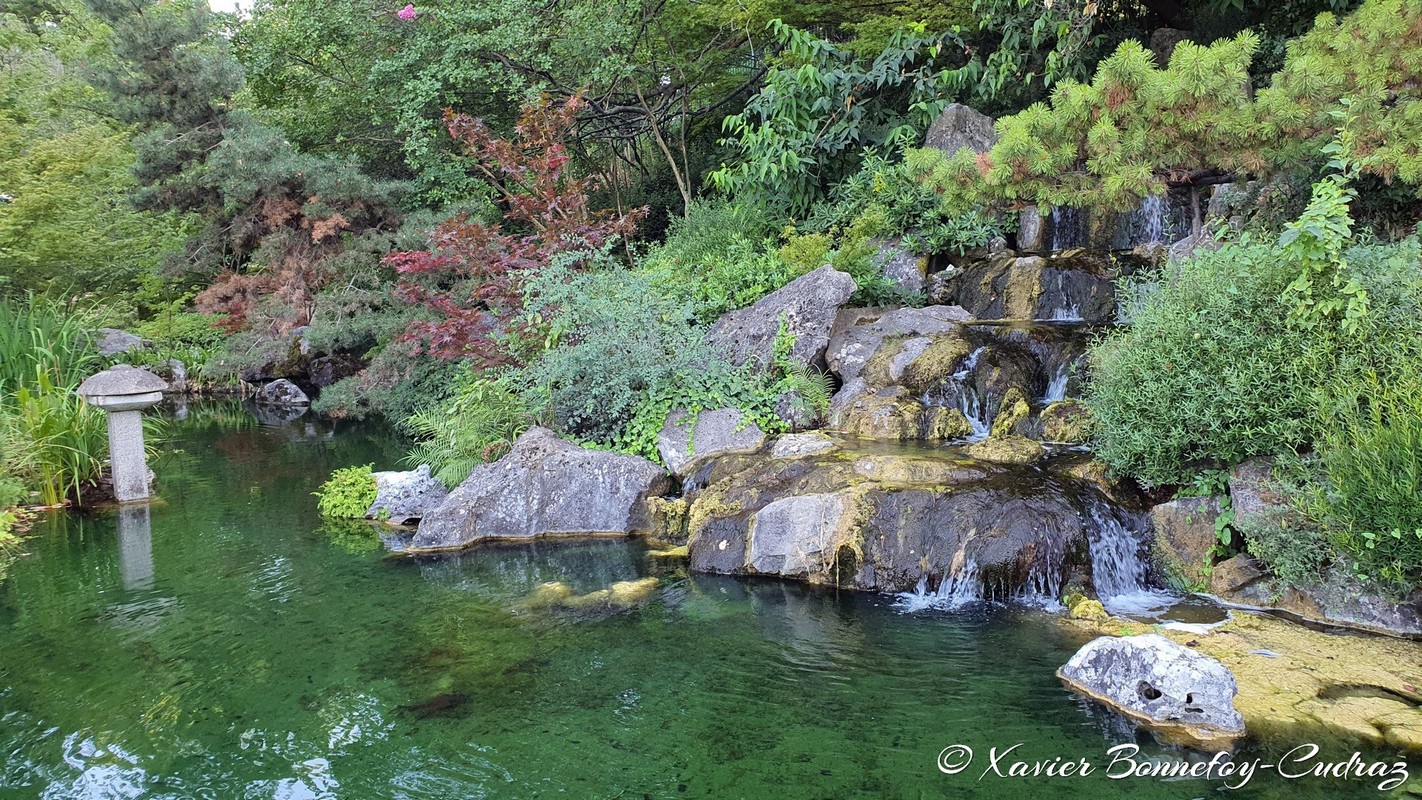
[396,4,416,20]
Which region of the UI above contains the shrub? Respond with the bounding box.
[313,464,378,519]
[1238,510,1333,587]
[1085,241,1319,485]
[403,372,534,487]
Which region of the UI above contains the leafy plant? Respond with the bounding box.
[403,371,534,487]
[313,464,377,519]
[711,21,964,215]
[1085,240,1320,485]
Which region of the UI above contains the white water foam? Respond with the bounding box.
[894,561,983,612]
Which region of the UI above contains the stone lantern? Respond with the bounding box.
[77,364,166,502]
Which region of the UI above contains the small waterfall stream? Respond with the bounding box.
[1084,499,1176,615]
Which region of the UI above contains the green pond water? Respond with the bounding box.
[0,404,1411,799]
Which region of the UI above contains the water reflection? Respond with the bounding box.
[116,503,154,592]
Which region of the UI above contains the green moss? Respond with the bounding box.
[990,387,1031,438]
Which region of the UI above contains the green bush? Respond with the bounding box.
[640,199,803,324]
[1238,510,1333,587]
[1085,240,1320,485]
[404,372,534,487]
[313,464,378,519]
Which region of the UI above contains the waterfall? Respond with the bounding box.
[922,346,991,442]
[1048,206,1087,251]
[1084,500,1175,615]
[1136,194,1167,245]
[895,561,983,611]
[1043,366,1070,404]
[1045,271,1083,322]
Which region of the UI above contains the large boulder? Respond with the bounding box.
[708,265,856,370]
[95,328,147,357]
[924,103,997,156]
[253,378,310,407]
[928,252,1115,322]
[685,444,1145,598]
[367,464,449,525]
[657,408,767,476]
[1058,634,1245,744]
[825,305,970,385]
[412,427,671,551]
[1149,496,1222,590]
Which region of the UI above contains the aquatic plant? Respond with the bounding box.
[0,297,109,507]
[314,464,378,518]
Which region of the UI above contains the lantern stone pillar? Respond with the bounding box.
[77,365,166,503]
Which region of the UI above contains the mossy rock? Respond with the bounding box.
[1041,400,1092,443]
[832,387,926,440]
[899,335,974,392]
[924,406,974,440]
[964,435,1045,464]
[645,497,691,545]
[990,386,1032,438]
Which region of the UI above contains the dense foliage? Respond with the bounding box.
[1088,171,1422,590]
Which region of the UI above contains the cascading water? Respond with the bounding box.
[895,560,983,611]
[921,346,991,442]
[1045,271,1084,322]
[1043,366,1070,404]
[1083,499,1176,615]
[1048,206,1087,251]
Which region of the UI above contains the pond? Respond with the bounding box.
[0,404,1404,798]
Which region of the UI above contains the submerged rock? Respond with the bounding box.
[412,427,671,551]
[963,435,1045,464]
[1058,634,1245,745]
[367,464,449,525]
[657,408,767,476]
[708,265,856,370]
[770,432,838,459]
[253,378,310,407]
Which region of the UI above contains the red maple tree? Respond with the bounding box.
[388,94,646,365]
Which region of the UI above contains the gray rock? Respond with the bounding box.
[746,492,854,577]
[1149,28,1193,66]
[825,305,970,384]
[1167,227,1220,263]
[1016,207,1046,253]
[1149,496,1222,589]
[95,328,147,357]
[869,238,925,293]
[367,464,450,525]
[708,265,857,370]
[686,447,1145,598]
[1210,554,1265,595]
[1058,634,1245,742]
[156,358,187,394]
[657,408,767,476]
[771,432,837,459]
[924,103,997,156]
[412,427,671,550]
[253,378,310,407]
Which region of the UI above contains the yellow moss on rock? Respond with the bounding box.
[1062,610,1422,753]
[990,387,1031,438]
